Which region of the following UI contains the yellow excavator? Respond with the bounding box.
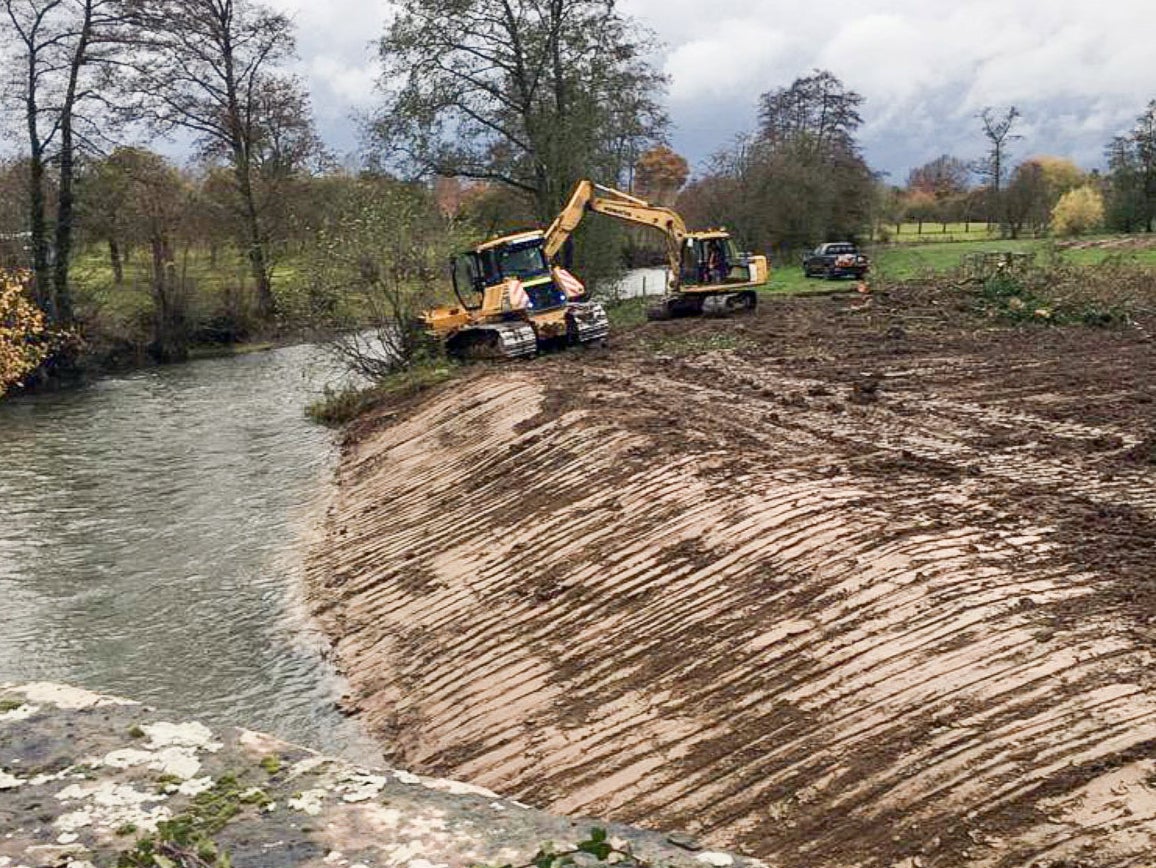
[545,180,770,319]
[419,228,609,359]
[419,180,768,359]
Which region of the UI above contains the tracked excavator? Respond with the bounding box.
[419,179,767,359]
[418,229,609,360]
[545,180,770,319]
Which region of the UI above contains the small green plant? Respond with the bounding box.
[479,828,645,868]
[0,698,24,713]
[128,725,146,738]
[120,775,248,867]
[258,755,281,775]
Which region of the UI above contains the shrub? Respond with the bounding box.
[1051,186,1105,237]
[0,271,48,396]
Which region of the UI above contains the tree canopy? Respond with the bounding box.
[368,0,668,222]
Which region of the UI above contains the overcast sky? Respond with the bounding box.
[269,0,1155,183]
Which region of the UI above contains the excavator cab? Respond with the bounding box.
[451,233,567,314]
[682,235,751,286]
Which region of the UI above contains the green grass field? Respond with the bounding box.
[881,222,1002,244]
[766,236,1156,290]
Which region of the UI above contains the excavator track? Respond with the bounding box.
[447,322,538,360]
[647,290,758,320]
[701,289,759,317]
[566,301,610,345]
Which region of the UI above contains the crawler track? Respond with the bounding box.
[309,286,1156,866]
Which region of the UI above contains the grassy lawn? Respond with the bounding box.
[768,236,1156,287]
[880,222,1002,244]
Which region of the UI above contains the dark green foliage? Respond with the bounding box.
[677,71,876,257]
[1105,101,1156,233]
[478,827,646,868]
[368,0,668,225]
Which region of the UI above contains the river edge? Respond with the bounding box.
[303,287,1156,866]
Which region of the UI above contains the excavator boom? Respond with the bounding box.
[544,179,769,317]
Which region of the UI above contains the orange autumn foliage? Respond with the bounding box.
[0,270,47,397]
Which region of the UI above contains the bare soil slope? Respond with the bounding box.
[309,286,1156,867]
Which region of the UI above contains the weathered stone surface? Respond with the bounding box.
[0,683,757,868]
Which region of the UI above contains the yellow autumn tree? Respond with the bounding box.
[1051,185,1105,237]
[0,270,48,397]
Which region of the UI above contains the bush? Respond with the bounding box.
[1051,186,1105,237]
[0,270,49,395]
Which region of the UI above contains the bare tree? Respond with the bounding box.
[2,0,126,324]
[975,106,1021,196]
[124,0,311,321]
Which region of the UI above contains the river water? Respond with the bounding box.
[0,345,382,764]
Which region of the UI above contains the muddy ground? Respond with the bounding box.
[309,283,1156,867]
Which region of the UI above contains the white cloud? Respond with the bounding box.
[258,0,1155,173]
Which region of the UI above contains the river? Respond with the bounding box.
[0,345,382,763]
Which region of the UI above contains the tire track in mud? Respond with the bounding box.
[309,306,1156,867]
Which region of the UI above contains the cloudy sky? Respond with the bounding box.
[269,0,1155,182]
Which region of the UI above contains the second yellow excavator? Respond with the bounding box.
[545,181,770,318]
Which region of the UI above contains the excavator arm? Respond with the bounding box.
[544,180,688,291]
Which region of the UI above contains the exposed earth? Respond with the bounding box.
[308,283,1156,867]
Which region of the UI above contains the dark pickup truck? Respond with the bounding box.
[803,243,870,279]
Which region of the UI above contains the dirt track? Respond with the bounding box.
[308,285,1156,866]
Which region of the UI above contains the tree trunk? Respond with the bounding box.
[109,239,124,284]
[25,46,52,318]
[50,0,94,328]
[27,150,52,318]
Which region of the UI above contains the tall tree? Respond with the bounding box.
[683,70,875,253]
[2,0,125,324]
[1105,101,1156,233]
[758,69,863,155]
[368,0,668,223]
[125,0,313,320]
[975,106,1021,220]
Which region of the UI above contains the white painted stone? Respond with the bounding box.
[177,777,215,797]
[54,782,171,834]
[393,771,421,785]
[11,684,135,711]
[696,853,735,867]
[101,749,155,770]
[339,773,389,803]
[421,778,498,799]
[0,770,25,790]
[56,833,78,845]
[0,705,37,724]
[141,721,221,752]
[288,789,328,816]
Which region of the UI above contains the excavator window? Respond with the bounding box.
[450,253,484,309]
[479,241,550,285]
